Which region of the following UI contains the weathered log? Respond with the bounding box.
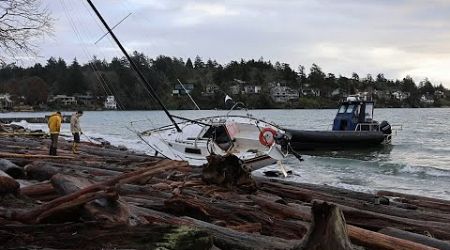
[164,192,308,239]
[250,195,311,221]
[51,174,97,195]
[20,181,57,198]
[394,197,450,214]
[40,161,123,176]
[16,160,187,223]
[337,201,450,240]
[258,179,450,223]
[131,205,300,250]
[25,161,121,182]
[0,152,74,159]
[348,225,438,250]
[295,202,352,250]
[51,173,132,224]
[378,227,450,250]
[0,159,25,178]
[378,190,450,206]
[256,176,389,205]
[0,170,20,196]
[0,221,213,249]
[24,162,60,181]
[35,190,118,223]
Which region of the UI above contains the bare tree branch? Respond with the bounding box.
[0,0,53,65]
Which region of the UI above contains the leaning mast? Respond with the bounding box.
[86,0,181,132]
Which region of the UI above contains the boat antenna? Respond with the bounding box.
[176,79,200,110]
[86,0,181,132]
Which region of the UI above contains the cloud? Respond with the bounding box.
[13,0,450,88]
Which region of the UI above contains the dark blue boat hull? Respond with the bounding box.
[286,129,388,151]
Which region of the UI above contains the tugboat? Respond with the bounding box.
[286,95,392,151]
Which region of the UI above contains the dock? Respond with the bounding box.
[0,123,449,249]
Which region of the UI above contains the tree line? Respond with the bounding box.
[0,52,449,110]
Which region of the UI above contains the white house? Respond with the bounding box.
[202,84,220,96]
[270,84,299,103]
[0,93,13,110]
[434,90,445,99]
[104,95,117,109]
[420,95,434,104]
[172,83,194,96]
[48,95,77,106]
[243,85,262,94]
[229,84,241,95]
[391,91,410,101]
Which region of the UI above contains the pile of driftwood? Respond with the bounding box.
[0,128,450,249]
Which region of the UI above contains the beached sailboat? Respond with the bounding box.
[139,108,292,168]
[86,1,294,169]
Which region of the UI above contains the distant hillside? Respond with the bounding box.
[1,53,449,110]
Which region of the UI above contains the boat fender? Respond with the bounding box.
[380,120,392,134]
[259,128,277,146]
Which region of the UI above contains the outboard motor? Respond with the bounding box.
[380,120,392,134]
[274,132,303,162]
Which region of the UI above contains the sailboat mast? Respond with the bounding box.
[86,0,181,132]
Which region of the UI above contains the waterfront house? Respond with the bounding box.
[229,84,241,95]
[300,83,321,97]
[0,93,13,110]
[243,85,262,94]
[202,84,220,96]
[172,83,194,96]
[434,90,445,99]
[75,93,96,107]
[48,95,77,106]
[270,84,299,103]
[420,94,434,104]
[104,96,117,109]
[391,91,410,101]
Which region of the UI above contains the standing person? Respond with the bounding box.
[48,111,62,156]
[70,110,83,154]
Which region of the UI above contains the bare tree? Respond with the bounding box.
[0,0,53,65]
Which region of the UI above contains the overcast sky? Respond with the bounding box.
[26,0,450,87]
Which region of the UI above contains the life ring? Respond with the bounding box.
[259,127,277,147]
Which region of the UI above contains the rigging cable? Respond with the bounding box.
[59,0,125,110]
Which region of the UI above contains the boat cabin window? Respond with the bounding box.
[346,104,355,114]
[338,105,347,113]
[365,103,374,121]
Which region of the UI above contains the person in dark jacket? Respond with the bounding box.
[48,111,62,156]
[70,110,83,154]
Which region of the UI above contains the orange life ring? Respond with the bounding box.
[259,127,277,147]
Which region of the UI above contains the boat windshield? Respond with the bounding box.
[346,104,355,113]
[338,105,347,113]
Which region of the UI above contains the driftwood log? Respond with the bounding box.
[1,134,450,249]
[378,227,450,250]
[0,159,25,179]
[0,170,20,196]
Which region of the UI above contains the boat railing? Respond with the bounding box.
[390,124,403,135]
[354,123,380,132]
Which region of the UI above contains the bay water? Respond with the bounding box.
[3,108,450,200]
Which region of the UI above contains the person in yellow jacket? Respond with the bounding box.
[48,111,62,156]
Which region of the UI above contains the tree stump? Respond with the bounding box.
[202,154,256,192]
[296,201,353,250]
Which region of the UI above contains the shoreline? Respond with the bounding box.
[0,124,449,249]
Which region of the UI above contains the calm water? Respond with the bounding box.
[3,108,450,200]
